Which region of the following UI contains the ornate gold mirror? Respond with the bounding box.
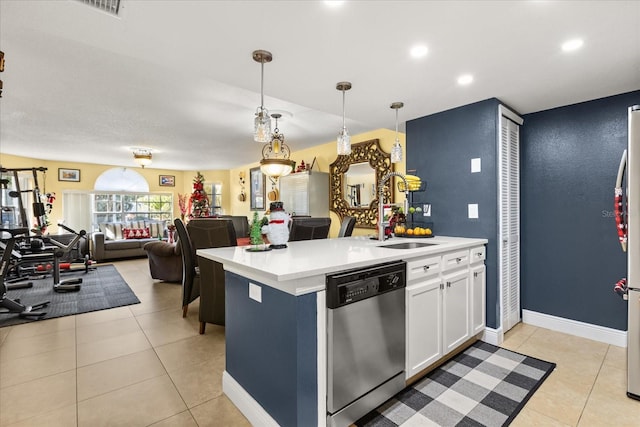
[329,139,393,229]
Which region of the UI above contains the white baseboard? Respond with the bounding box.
[522,309,627,347]
[222,371,279,427]
[482,327,503,346]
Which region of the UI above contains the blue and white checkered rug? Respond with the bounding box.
[356,341,555,427]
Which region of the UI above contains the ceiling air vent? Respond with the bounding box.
[77,0,121,16]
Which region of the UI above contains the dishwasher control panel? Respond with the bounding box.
[326,261,406,309]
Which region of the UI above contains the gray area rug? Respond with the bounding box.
[1,265,140,327]
[356,341,556,427]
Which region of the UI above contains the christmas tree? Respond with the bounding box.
[250,211,264,246]
[189,171,210,218]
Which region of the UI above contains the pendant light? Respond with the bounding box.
[260,113,295,179]
[336,81,352,155]
[253,50,272,143]
[390,102,404,163]
[133,148,152,168]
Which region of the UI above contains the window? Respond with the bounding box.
[92,193,173,226]
[207,183,223,216]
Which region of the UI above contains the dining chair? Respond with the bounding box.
[338,216,356,237]
[288,217,331,241]
[174,218,200,318]
[187,218,237,334]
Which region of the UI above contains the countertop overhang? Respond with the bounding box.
[197,236,487,296]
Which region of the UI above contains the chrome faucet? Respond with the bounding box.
[378,172,409,241]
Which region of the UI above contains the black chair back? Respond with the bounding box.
[174,218,200,313]
[338,216,356,237]
[288,217,331,241]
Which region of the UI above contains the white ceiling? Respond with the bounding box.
[1,1,639,171]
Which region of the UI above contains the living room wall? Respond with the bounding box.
[228,128,406,238]
[1,128,405,237]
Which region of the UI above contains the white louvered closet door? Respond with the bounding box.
[500,115,521,333]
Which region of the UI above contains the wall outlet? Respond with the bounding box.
[423,204,431,217]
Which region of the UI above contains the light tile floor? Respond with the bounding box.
[0,258,639,426]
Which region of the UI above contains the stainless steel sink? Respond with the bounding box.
[379,242,439,249]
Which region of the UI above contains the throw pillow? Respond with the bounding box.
[123,227,150,239]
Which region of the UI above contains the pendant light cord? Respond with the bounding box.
[260,61,265,109]
[342,89,346,131]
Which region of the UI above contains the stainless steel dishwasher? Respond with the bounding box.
[326,260,406,427]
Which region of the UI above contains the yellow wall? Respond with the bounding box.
[1,127,405,237]
[0,153,230,234]
[229,128,406,237]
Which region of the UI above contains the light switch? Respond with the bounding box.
[249,283,262,303]
[468,204,479,219]
[471,158,481,173]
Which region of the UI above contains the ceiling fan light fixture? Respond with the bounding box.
[390,102,404,164]
[253,50,273,143]
[336,81,352,156]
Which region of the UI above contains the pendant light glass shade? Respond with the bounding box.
[253,50,272,143]
[390,102,404,164]
[260,113,295,179]
[336,82,352,155]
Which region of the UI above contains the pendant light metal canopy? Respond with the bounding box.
[390,102,404,164]
[336,81,352,155]
[260,113,295,179]
[253,49,273,143]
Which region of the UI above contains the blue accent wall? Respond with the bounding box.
[225,272,317,427]
[406,98,501,328]
[521,90,640,330]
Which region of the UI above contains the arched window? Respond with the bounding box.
[94,168,149,192]
[91,168,172,227]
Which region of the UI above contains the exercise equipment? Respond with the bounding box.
[48,224,87,293]
[0,167,48,233]
[0,227,49,319]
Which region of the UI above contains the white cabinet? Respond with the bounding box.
[471,263,486,335]
[406,276,442,376]
[469,245,486,336]
[442,268,470,354]
[406,247,484,380]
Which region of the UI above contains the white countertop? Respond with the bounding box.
[197,235,487,296]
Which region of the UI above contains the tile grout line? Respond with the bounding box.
[575,344,609,426]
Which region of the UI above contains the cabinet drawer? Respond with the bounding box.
[442,250,469,271]
[407,256,441,281]
[469,246,486,263]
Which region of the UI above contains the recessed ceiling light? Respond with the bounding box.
[562,38,584,52]
[410,45,428,59]
[457,74,473,85]
[324,1,345,7]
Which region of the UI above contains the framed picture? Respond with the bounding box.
[250,167,266,210]
[58,168,80,182]
[159,175,175,187]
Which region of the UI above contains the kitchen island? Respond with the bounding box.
[197,235,487,427]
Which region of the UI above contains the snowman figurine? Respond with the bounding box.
[261,201,290,249]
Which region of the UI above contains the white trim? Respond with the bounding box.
[223,371,279,427]
[482,327,504,346]
[317,290,327,427]
[522,309,627,347]
[499,104,524,125]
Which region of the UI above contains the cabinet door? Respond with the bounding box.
[442,269,470,353]
[406,277,442,379]
[471,264,486,335]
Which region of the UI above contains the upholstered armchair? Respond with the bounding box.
[143,240,182,283]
